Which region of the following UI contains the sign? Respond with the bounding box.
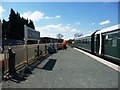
[24,25,40,41]
[27,27,40,40]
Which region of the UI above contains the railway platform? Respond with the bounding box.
[2,47,119,88]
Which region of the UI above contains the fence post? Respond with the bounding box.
[45,45,47,54]
[37,45,39,57]
[57,44,58,50]
[8,48,16,76]
[2,59,4,79]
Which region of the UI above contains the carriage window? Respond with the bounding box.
[112,33,117,47]
[108,34,112,40]
[112,39,117,47]
[79,40,81,43]
[118,32,120,38]
[86,39,87,44]
[106,35,108,39]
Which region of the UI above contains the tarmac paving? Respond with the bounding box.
[2,47,119,88]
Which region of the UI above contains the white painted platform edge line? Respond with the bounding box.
[74,48,120,72]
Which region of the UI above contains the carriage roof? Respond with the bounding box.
[75,24,120,40]
[96,24,120,34]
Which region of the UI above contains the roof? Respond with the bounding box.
[75,24,120,40]
[96,24,120,34]
[75,33,92,40]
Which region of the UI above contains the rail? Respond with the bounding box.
[2,43,62,76]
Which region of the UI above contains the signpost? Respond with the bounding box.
[0,19,2,54]
[24,25,40,73]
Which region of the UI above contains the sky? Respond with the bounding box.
[0,1,119,40]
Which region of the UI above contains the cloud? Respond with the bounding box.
[55,15,61,19]
[45,15,61,19]
[67,24,70,26]
[92,23,95,25]
[0,6,5,18]
[75,21,80,25]
[21,11,44,21]
[99,20,110,25]
[21,11,61,21]
[71,29,78,33]
[45,16,52,19]
[36,24,80,39]
[106,0,113,2]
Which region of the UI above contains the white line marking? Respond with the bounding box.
[74,48,120,72]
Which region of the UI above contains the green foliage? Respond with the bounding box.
[74,33,83,38]
[28,20,35,29]
[74,33,79,38]
[56,33,63,39]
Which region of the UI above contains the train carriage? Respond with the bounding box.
[74,24,120,64]
[74,34,92,52]
[99,25,120,61]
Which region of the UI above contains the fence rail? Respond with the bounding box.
[3,43,62,76]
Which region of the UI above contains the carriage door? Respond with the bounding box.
[96,34,100,54]
[101,35,105,55]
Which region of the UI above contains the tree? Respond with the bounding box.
[74,33,83,38]
[56,33,63,39]
[56,33,64,43]
[9,8,16,22]
[78,33,84,37]
[28,20,35,29]
[74,33,79,38]
[2,8,36,40]
[2,19,7,39]
[8,9,16,39]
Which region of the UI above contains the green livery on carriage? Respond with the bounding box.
[74,24,120,65]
